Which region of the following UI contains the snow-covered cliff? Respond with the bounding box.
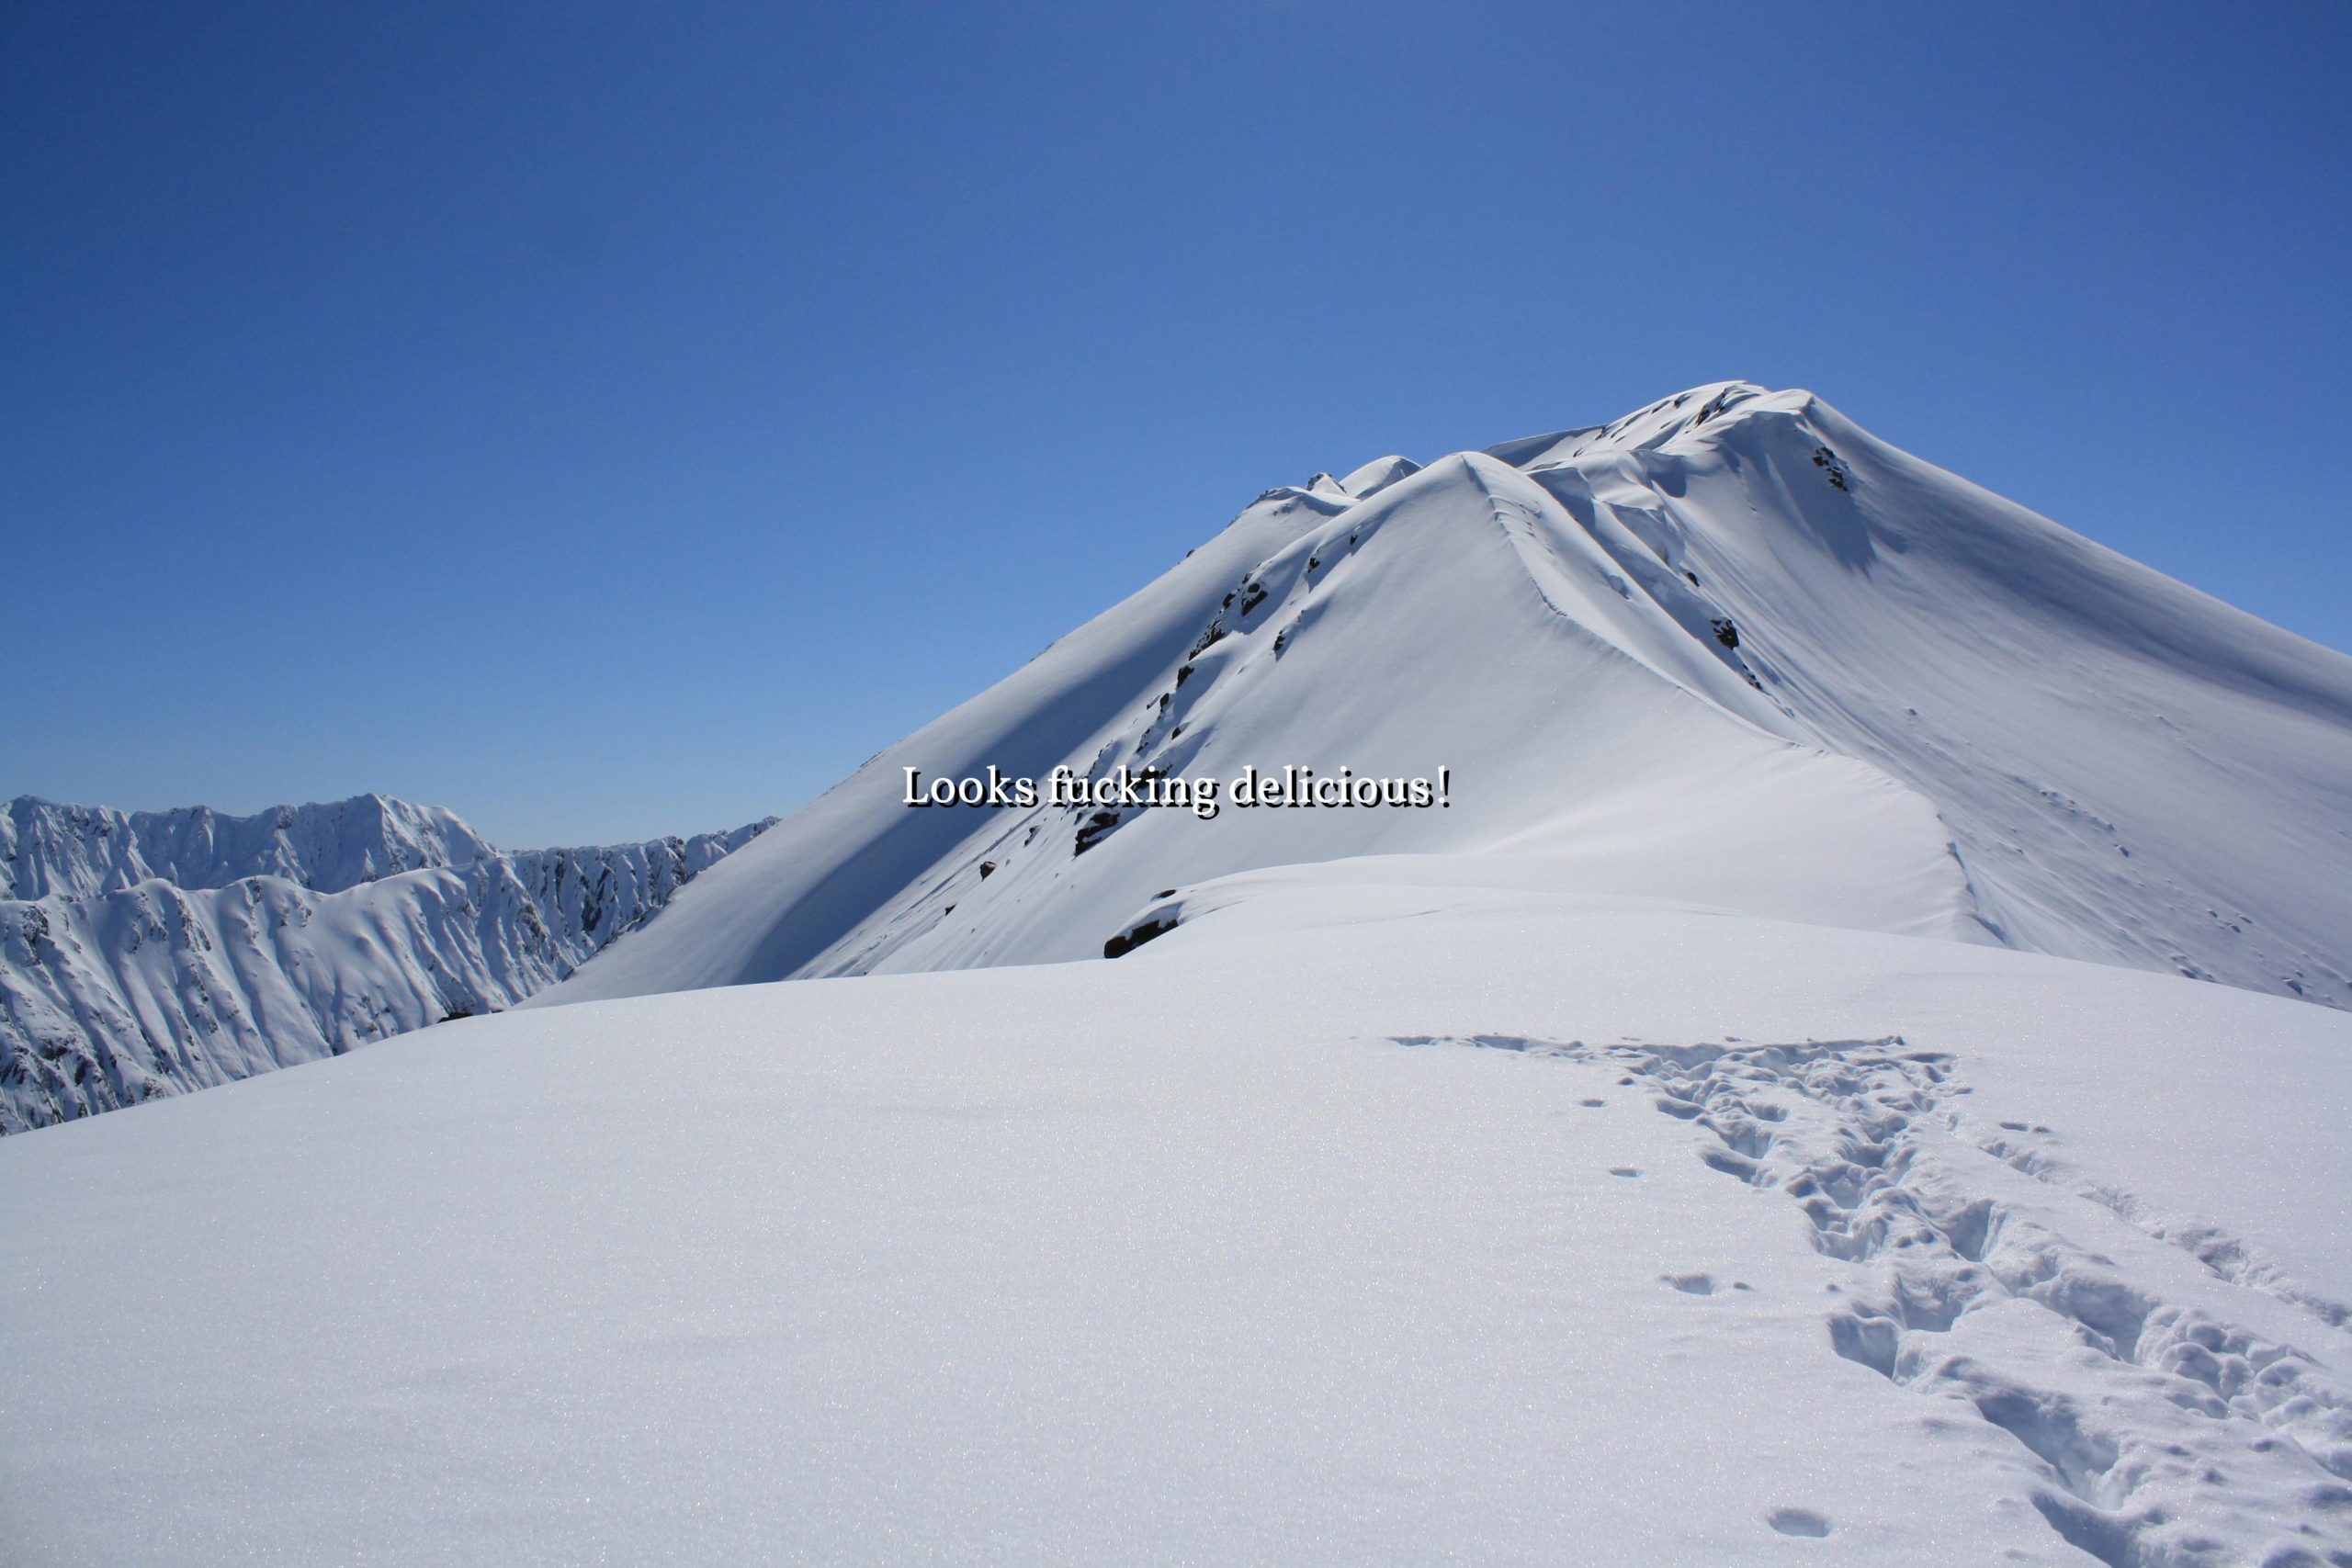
[0,797,772,1132]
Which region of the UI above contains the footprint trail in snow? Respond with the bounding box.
[1404,1032,2352,1568]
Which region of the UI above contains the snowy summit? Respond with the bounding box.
[4,383,2350,1568]
[544,380,2352,1009]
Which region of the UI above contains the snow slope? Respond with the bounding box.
[7,383,2348,1562]
[0,796,773,1132]
[541,383,2352,1012]
[4,880,2346,1566]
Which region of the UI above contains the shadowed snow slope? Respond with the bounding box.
[543,382,2352,1010]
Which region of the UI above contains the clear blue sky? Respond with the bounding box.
[8,2,2348,848]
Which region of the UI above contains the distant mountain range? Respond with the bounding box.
[0,795,773,1132]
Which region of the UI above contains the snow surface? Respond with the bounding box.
[6,382,2350,1563]
[0,796,774,1131]
[3,882,2346,1566]
[539,383,2352,1012]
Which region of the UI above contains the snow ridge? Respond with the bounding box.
[1,793,490,899]
[0,801,774,1133]
[544,380,2352,1012]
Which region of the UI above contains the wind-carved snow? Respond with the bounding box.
[541,380,2352,1013]
[0,796,774,1133]
[1408,1032,2352,1566]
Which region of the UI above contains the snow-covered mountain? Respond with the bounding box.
[542,381,2352,1011]
[0,794,492,900]
[0,795,773,1132]
[7,384,2351,1567]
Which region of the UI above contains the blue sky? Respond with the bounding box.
[8,1,2348,848]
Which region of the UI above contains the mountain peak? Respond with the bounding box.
[538,385,2352,1013]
